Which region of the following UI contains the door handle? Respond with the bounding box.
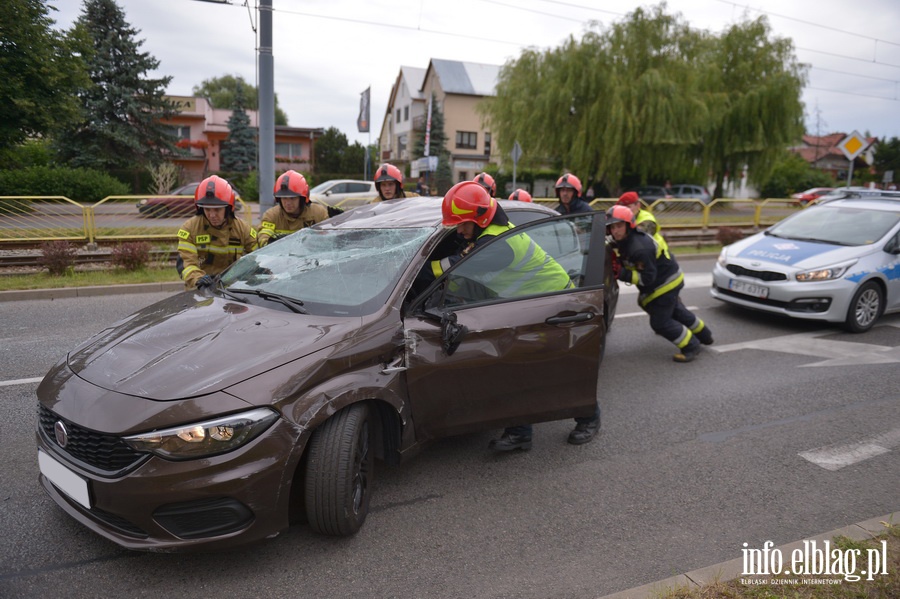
[546,312,595,325]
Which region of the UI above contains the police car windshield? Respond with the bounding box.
[220,226,433,316]
[769,205,900,247]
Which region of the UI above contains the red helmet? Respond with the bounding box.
[375,163,403,186]
[606,205,637,228]
[617,191,640,206]
[195,175,235,211]
[508,189,533,202]
[555,173,582,197]
[472,172,497,197]
[274,170,309,204]
[442,181,496,228]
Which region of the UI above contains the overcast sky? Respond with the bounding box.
[47,0,900,147]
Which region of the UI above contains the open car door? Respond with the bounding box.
[403,211,610,440]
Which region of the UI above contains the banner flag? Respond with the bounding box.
[357,87,370,133]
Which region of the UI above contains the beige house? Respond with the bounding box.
[378,59,501,186]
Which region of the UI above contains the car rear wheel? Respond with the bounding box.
[304,403,373,536]
[843,281,883,333]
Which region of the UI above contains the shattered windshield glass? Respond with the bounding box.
[220,227,433,316]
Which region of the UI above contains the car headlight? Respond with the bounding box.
[139,199,148,205]
[795,260,857,282]
[717,248,729,267]
[124,408,279,460]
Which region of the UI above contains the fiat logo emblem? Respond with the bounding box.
[54,421,69,448]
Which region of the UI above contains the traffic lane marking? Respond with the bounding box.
[617,272,710,295]
[799,427,900,470]
[0,377,42,388]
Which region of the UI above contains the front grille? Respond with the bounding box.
[90,507,149,538]
[726,264,787,282]
[38,404,147,476]
[154,498,253,539]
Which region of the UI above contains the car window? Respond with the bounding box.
[330,183,348,194]
[220,226,434,316]
[769,205,900,246]
[347,183,371,193]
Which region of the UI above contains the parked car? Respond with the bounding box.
[137,182,243,217]
[669,184,712,205]
[627,185,672,205]
[791,187,834,203]
[308,179,378,209]
[711,195,900,332]
[816,187,900,203]
[36,199,618,551]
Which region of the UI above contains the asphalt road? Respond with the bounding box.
[1,258,898,598]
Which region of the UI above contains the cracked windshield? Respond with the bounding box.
[220,227,433,316]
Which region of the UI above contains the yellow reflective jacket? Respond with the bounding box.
[258,203,328,246]
[177,215,257,289]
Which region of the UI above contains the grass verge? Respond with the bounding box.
[0,267,179,291]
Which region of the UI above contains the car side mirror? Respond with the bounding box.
[324,190,332,196]
[440,311,467,356]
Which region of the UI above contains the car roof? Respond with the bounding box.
[318,197,561,229]
[816,197,900,212]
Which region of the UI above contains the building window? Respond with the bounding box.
[484,133,491,156]
[166,125,191,140]
[404,106,409,121]
[396,109,401,122]
[275,143,306,161]
[456,131,477,150]
[458,171,468,182]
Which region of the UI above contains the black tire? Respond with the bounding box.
[843,281,884,333]
[304,403,374,536]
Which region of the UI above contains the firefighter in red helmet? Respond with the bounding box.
[606,205,713,362]
[176,175,257,290]
[472,172,497,197]
[554,173,592,214]
[508,189,533,202]
[371,163,418,202]
[258,170,328,246]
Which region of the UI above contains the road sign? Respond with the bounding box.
[511,141,523,163]
[837,130,867,161]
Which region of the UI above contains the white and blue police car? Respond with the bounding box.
[711,195,900,332]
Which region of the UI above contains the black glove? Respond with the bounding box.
[327,205,345,218]
[196,274,215,289]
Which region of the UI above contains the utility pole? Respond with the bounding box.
[258,0,275,214]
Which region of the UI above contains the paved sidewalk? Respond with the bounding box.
[598,511,898,598]
[0,281,184,302]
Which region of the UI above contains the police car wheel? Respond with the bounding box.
[843,281,883,333]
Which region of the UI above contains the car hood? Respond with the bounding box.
[731,234,857,268]
[67,293,360,401]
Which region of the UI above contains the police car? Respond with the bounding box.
[711,195,900,332]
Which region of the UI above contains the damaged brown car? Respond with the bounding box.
[36,198,618,551]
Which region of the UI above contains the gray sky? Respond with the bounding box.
[48,0,900,146]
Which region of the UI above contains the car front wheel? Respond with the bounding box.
[304,403,374,536]
[843,281,883,333]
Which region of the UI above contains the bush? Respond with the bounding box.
[40,241,77,276]
[111,242,152,271]
[716,226,745,246]
[0,166,129,204]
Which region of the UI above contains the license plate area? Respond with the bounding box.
[729,278,769,299]
[38,450,91,509]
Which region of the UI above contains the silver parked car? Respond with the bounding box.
[711,196,900,332]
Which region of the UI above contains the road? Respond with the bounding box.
[1,258,897,598]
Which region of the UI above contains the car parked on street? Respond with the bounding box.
[669,184,712,205]
[308,179,378,209]
[711,195,900,332]
[137,182,243,217]
[790,187,834,204]
[626,185,672,205]
[36,198,618,551]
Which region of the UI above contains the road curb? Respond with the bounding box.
[0,281,184,302]
[596,511,899,599]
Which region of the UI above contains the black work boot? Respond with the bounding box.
[488,433,532,452]
[695,326,714,346]
[673,337,702,363]
[568,417,600,445]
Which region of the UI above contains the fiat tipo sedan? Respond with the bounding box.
[37,198,617,551]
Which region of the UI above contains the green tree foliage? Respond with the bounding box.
[53,0,177,170]
[0,0,86,151]
[413,95,453,194]
[759,151,834,198]
[481,4,806,198]
[192,74,289,126]
[875,137,900,183]
[341,142,367,174]
[315,127,350,173]
[220,83,256,173]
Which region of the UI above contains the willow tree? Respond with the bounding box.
[698,16,807,198]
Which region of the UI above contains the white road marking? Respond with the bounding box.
[712,326,900,367]
[0,377,42,388]
[618,272,711,295]
[799,428,900,470]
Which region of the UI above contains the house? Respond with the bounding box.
[790,133,878,180]
[378,59,502,186]
[162,96,325,183]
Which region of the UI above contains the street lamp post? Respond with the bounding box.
[258,0,275,214]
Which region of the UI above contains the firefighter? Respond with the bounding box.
[176,175,257,290]
[508,189,533,202]
[472,172,497,197]
[370,163,418,202]
[616,191,669,255]
[554,173,592,214]
[606,205,713,362]
[258,170,328,247]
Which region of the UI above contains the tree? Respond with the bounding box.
[53,0,177,170]
[219,83,256,173]
[759,150,834,198]
[413,95,453,194]
[0,0,86,152]
[193,74,289,126]
[875,137,900,185]
[314,127,349,173]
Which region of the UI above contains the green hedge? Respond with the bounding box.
[0,166,129,204]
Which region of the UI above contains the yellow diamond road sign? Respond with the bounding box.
[838,130,867,161]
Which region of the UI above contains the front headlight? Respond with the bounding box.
[717,248,729,267]
[795,260,857,282]
[124,408,279,460]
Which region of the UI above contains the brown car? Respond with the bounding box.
[36,198,618,551]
